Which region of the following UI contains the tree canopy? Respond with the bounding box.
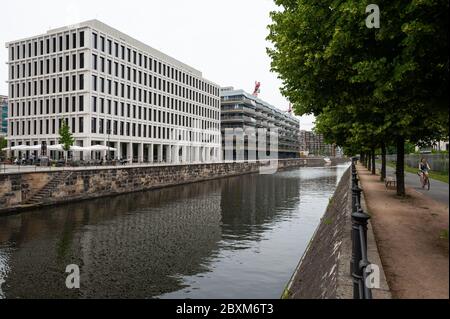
[267,0,449,195]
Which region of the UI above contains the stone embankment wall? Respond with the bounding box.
[0,158,347,214]
[283,166,391,299]
[283,168,352,299]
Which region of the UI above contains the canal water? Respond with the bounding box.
[0,163,349,299]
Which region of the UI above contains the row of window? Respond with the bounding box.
[9,92,219,126]
[10,118,84,136]
[92,54,217,104]
[10,68,218,111]
[90,118,219,143]
[10,53,85,79]
[91,97,217,121]
[91,31,218,96]
[91,73,218,108]
[220,112,299,132]
[222,96,299,126]
[9,118,219,144]
[10,73,219,112]
[10,97,84,117]
[10,31,85,61]
[9,97,219,130]
[10,74,85,98]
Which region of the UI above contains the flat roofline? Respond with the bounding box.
[6,19,219,84]
[220,88,299,122]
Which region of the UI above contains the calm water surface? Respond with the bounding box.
[0,164,349,298]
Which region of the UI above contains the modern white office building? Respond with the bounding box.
[5,20,221,163]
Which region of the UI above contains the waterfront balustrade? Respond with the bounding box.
[350,157,373,299]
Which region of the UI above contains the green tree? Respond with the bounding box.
[0,136,6,150]
[58,120,74,161]
[267,0,449,196]
[0,136,6,159]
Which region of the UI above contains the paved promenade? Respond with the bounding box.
[357,164,449,299]
[376,163,449,206]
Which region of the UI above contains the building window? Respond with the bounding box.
[79,117,84,133]
[91,117,97,133]
[79,74,84,90]
[79,96,84,111]
[92,54,97,70]
[72,118,76,133]
[79,53,84,68]
[93,33,98,49]
[114,42,119,57]
[72,75,76,91]
[92,97,97,112]
[92,75,97,91]
[80,31,85,47]
[100,36,105,52]
[72,33,77,49]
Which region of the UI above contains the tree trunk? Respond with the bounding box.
[381,143,386,181]
[371,148,376,175]
[367,152,371,171]
[396,137,405,196]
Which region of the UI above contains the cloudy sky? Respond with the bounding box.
[0,0,315,130]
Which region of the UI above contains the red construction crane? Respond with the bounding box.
[252,81,261,97]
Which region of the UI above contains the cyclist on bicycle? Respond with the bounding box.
[418,157,431,187]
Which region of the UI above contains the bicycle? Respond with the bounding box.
[418,171,431,190]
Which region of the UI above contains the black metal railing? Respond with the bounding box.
[350,157,373,299]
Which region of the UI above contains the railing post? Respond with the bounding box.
[350,181,361,276]
[352,183,362,213]
[351,208,371,299]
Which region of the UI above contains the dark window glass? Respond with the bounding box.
[80,31,85,47]
[79,74,84,90]
[93,33,98,49]
[79,53,84,68]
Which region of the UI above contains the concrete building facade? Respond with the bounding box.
[220,87,300,160]
[5,20,221,163]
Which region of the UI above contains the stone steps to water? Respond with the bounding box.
[24,171,71,204]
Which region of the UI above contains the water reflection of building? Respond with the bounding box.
[219,173,302,240]
[0,181,223,298]
[218,168,339,241]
